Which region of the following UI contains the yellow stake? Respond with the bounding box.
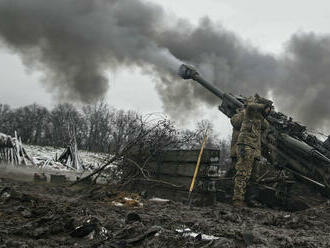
[188,130,208,205]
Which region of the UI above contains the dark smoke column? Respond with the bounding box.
[0,0,181,103]
[0,0,112,102]
[0,0,329,132]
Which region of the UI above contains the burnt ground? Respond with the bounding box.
[1,177,330,248]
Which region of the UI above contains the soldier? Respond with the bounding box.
[232,94,273,207]
[225,109,244,177]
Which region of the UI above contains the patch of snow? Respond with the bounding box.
[112,201,124,207]
[176,228,219,241]
[24,145,110,171]
[149,197,170,203]
[1,192,11,200]
[176,228,192,233]
[200,234,220,241]
[87,230,95,240]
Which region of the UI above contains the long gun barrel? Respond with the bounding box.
[178,64,244,117]
[178,63,330,195]
[178,64,225,98]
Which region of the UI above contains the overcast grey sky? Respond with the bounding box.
[1,0,330,138]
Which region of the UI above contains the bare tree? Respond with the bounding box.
[50,103,86,147]
[0,102,230,170]
[109,110,143,155]
[0,104,12,134]
[6,104,50,144]
[116,114,194,184]
[196,120,220,149]
[73,114,173,185]
[82,100,113,152]
[178,120,221,150]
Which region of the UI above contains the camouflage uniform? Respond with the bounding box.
[230,110,244,160]
[233,95,272,202]
[225,110,244,177]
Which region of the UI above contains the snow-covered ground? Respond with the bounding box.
[24,145,109,171]
[0,144,113,183]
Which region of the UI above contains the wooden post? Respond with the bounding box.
[187,129,208,206]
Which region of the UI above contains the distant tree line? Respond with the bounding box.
[0,101,230,163]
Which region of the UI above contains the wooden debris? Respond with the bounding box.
[57,127,83,171]
[0,132,35,166]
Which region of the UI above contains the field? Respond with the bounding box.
[1,174,330,248]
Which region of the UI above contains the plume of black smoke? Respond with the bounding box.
[0,0,329,132]
[277,33,330,129]
[0,0,181,102]
[155,18,281,116]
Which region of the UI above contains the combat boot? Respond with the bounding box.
[232,200,247,208]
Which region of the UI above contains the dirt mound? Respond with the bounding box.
[0,178,330,248]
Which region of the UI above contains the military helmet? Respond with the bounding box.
[254,94,273,108]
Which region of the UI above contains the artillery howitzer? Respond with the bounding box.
[178,64,330,199]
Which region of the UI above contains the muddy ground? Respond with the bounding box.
[1,177,330,248]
